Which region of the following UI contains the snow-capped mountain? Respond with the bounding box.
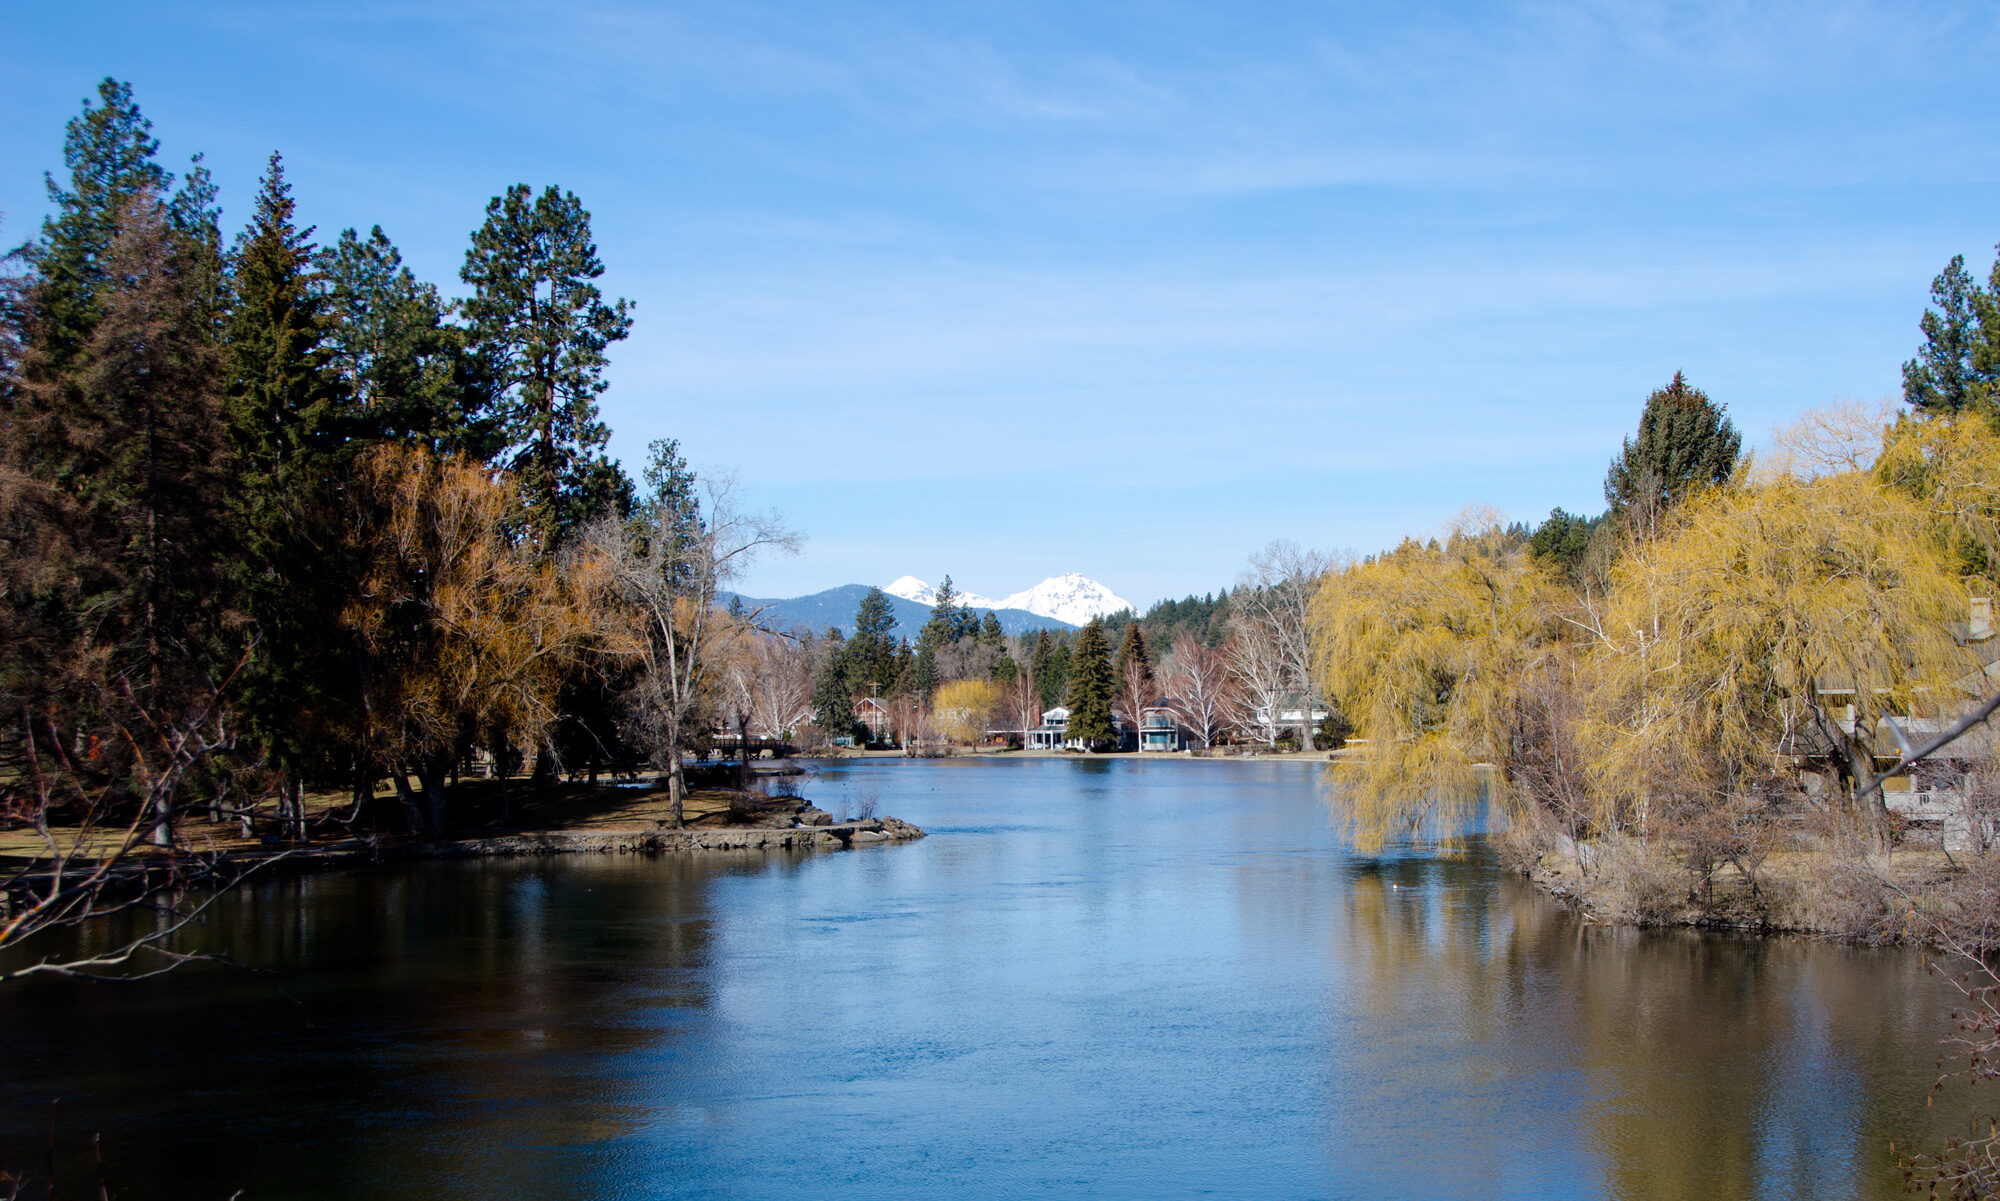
[997,573,1134,625]
[885,573,1132,626]
[883,575,999,610]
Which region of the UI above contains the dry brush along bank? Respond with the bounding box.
[1505,834,2000,951]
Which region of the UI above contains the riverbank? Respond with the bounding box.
[0,774,923,889]
[1516,836,1998,949]
[818,746,1346,763]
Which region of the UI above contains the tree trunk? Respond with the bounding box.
[149,784,175,849]
[531,743,558,791]
[289,776,307,843]
[666,707,686,828]
[391,763,427,836]
[667,744,686,828]
[418,751,452,836]
[489,729,510,820]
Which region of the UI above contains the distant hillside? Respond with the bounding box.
[723,584,1076,641]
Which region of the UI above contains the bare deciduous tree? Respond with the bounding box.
[1007,653,1043,742]
[1160,634,1236,749]
[1225,613,1292,748]
[1115,657,1153,744]
[736,632,815,741]
[584,472,796,826]
[1238,540,1342,749]
[0,669,285,981]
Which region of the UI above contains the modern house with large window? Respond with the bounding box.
[1137,706,1185,753]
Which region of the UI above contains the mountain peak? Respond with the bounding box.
[882,573,1129,626]
[884,575,936,605]
[998,574,1134,625]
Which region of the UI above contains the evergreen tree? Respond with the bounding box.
[811,635,855,736]
[1603,372,1741,539]
[1031,630,1069,708]
[890,639,916,697]
[460,183,633,544]
[1112,621,1152,689]
[1529,507,1596,583]
[980,612,1016,685]
[638,437,702,590]
[21,79,169,377]
[1903,251,2000,415]
[1062,618,1117,749]
[849,587,898,692]
[226,154,344,483]
[222,154,352,799]
[166,153,226,334]
[318,225,498,454]
[5,191,233,843]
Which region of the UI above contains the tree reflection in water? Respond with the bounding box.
[1332,850,1964,1200]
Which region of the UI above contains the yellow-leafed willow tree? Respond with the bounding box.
[1582,472,1970,847]
[1311,422,1990,857]
[1310,512,1565,852]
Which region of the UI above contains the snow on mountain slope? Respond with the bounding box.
[886,573,1131,625]
[997,573,1134,625]
[884,575,938,605]
[884,576,999,609]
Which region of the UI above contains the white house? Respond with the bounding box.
[1026,706,1071,750]
[1027,705,1138,751]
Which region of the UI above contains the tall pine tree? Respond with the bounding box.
[223,153,349,815]
[21,79,169,377]
[318,225,498,455]
[1903,250,2000,415]
[1112,622,1152,689]
[6,190,233,844]
[460,184,633,544]
[1031,629,1068,708]
[1062,618,1116,749]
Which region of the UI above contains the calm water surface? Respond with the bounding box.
[0,758,1979,1199]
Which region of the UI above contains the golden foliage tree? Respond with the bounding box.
[1582,469,1975,845]
[340,444,587,833]
[1875,411,2000,585]
[934,678,1000,745]
[1310,512,1565,852]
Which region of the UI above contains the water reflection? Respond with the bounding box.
[1327,846,1961,1201]
[1,853,765,1197]
[0,760,1972,1200]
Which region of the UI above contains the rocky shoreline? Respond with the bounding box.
[0,798,925,904]
[407,812,925,858]
[281,795,926,871]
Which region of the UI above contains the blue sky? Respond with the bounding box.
[5,2,1998,607]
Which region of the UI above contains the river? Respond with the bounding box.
[0,757,1979,1199]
